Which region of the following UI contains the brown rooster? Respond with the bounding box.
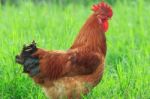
[16,2,113,99]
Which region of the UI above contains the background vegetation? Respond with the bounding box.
[0,0,118,5]
[0,0,150,99]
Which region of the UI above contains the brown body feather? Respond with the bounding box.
[16,2,113,99]
[31,14,106,98]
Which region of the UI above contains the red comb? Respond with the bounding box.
[92,2,113,18]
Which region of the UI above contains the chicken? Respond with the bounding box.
[16,2,113,99]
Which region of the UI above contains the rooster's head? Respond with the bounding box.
[92,2,113,32]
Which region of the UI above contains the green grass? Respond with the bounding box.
[0,1,150,99]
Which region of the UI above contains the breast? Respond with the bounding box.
[42,77,88,99]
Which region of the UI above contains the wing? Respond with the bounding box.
[67,50,101,75]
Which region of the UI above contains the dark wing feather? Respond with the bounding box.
[69,51,101,75]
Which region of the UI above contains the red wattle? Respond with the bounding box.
[102,20,108,32]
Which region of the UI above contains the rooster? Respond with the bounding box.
[16,2,113,99]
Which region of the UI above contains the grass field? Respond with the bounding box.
[0,1,150,99]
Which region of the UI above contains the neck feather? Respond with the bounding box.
[71,14,107,56]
